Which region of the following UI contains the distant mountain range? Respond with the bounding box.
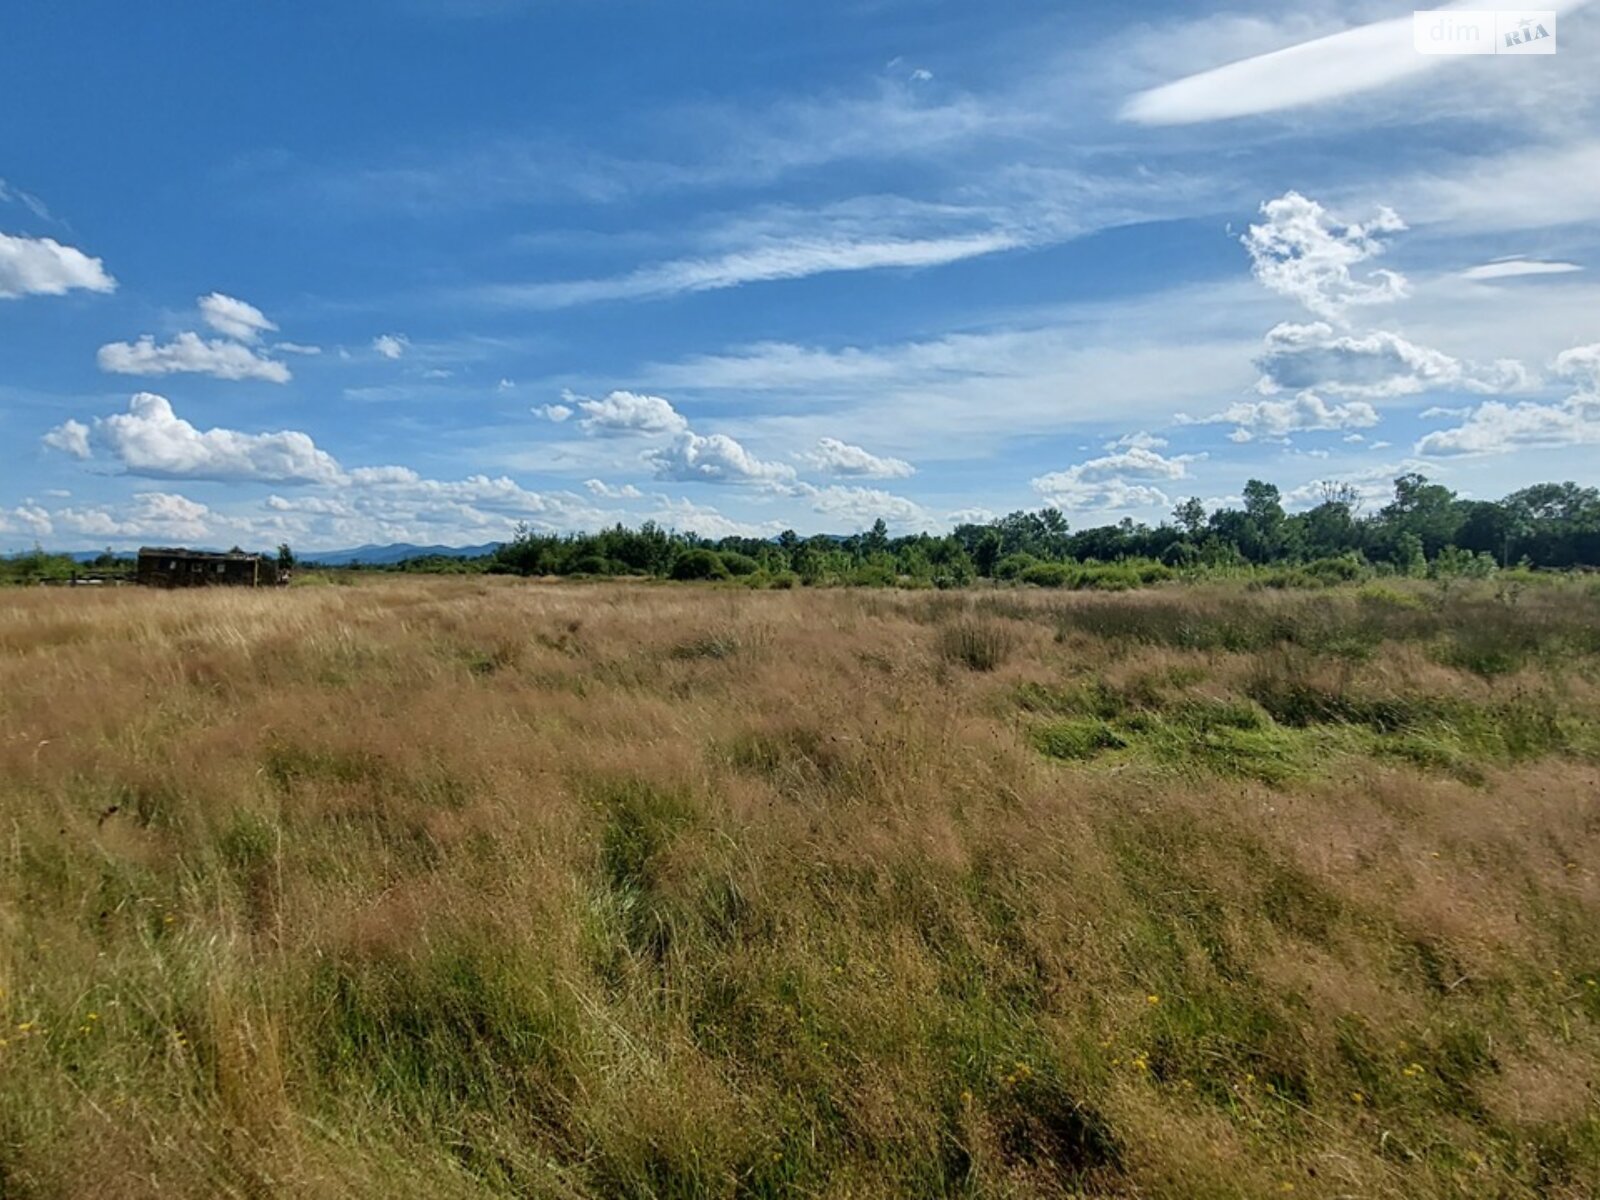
[28,542,501,566]
[301,542,503,566]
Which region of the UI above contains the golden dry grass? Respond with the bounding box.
[2,577,1598,1198]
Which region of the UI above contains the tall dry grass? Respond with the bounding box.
[1,577,1598,1198]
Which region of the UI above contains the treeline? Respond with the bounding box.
[476,474,1600,588]
[10,474,1598,589]
[0,550,132,587]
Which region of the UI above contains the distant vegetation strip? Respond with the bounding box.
[6,474,1598,588]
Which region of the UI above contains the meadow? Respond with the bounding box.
[2,576,1598,1198]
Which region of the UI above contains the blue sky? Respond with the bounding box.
[4,0,1599,550]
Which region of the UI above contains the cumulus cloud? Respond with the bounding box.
[646,431,798,487]
[1031,446,1200,512]
[535,403,573,422]
[275,341,322,355]
[1106,431,1168,451]
[585,479,644,499]
[797,436,915,479]
[55,492,214,541]
[571,390,690,437]
[42,418,91,459]
[198,292,277,342]
[0,504,53,538]
[372,333,409,359]
[97,333,292,383]
[1242,192,1407,322]
[1184,391,1380,441]
[47,392,344,484]
[1254,321,1531,399]
[1416,397,1600,455]
[1416,342,1600,456]
[800,483,928,530]
[0,231,116,299]
[646,498,788,540]
[1555,343,1600,392]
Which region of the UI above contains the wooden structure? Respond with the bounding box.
[136,547,280,589]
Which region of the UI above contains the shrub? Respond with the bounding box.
[849,563,898,588]
[1020,563,1075,588]
[938,618,1018,671]
[670,549,731,581]
[995,553,1041,581]
[1304,554,1368,584]
[719,551,760,577]
[569,553,614,576]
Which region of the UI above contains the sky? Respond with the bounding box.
[3,0,1599,551]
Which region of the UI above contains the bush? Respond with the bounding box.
[1020,563,1075,588]
[670,550,730,581]
[995,553,1041,581]
[938,618,1018,671]
[569,553,614,576]
[719,551,760,577]
[1304,554,1368,584]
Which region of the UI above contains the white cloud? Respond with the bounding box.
[585,478,644,499]
[1460,258,1583,281]
[1106,431,1167,450]
[51,392,344,484]
[535,403,573,422]
[42,418,91,459]
[1416,397,1600,455]
[797,436,914,479]
[480,232,1022,309]
[372,333,409,359]
[1242,192,1407,321]
[275,341,323,356]
[1118,4,1582,125]
[1416,346,1600,455]
[800,484,928,531]
[572,390,690,437]
[646,497,787,540]
[97,333,292,383]
[55,492,213,542]
[1398,138,1600,232]
[1554,343,1600,392]
[497,377,516,391]
[0,504,53,538]
[198,292,277,342]
[0,231,116,299]
[1253,321,1529,398]
[1185,391,1380,441]
[646,430,798,488]
[1031,446,1199,513]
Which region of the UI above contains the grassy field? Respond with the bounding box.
[2,578,1599,1198]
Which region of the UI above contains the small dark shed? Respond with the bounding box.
[136,547,280,588]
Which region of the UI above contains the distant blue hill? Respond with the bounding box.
[303,542,503,566]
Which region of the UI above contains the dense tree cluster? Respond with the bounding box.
[480,474,1600,587]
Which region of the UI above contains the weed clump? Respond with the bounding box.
[938,617,1018,671]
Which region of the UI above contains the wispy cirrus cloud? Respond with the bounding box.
[477,231,1023,309]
